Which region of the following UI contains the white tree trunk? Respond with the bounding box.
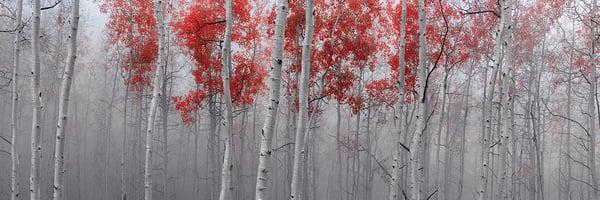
[255,0,288,199]
[388,0,407,198]
[497,6,513,198]
[588,0,599,198]
[497,2,514,199]
[588,31,599,200]
[144,0,167,199]
[29,0,42,199]
[409,0,426,198]
[160,50,169,200]
[478,4,507,199]
[11,0,24,199]
[51,0,80,199]
[218,0,234,199]
[290,0,314,199]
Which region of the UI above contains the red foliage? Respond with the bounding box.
[366,79,398,108]
[173,90,206,125]
[314,0,381,102]
[101,0,158,92]
[171,0,267,124]
[276,0,382,115]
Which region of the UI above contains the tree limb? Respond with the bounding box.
[41,0,63,10]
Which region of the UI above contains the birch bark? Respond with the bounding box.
[10,0,23,199]
[143,0,167,199]
[497,11,513,200]
[388,0,407,197]
[409,0,427,198]
[30,0,42,199]
[478,3,507,199]
[497,3,513,199]
[218,0,234,199]
[255,0,288,199]
[121,70,130,200]
[52,0,80,199]
[290,0,314,198]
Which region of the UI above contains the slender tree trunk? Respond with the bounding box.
[144,0,167,199]
[479,62,488,200]
[255,0,288,199]
[588,38,599,200]
[218,0,234,199]
[532,53,544,200]
[237,107,248,200]
[352,70,364,200]
[364,103,373,200]
[104,68,118,200]
[285,30,302,200]
[290,0,314,198]
[409,0,427,198]
[194,113,200,199]
[30,0,42,199]
[437,68,449,200]
[525,67,536,200]
[478,3,507,199]
[589,0,599,198]
[509,71,517,200]
[251,97,258,198]
[497,13,513,200]
[52,0,80,199]
[10,0,24,199]
[161,37,170,200]
[497,3,513,199]
[121,72,130,200]
[336,104,343,200]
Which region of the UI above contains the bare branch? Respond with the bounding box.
[41,0,62,10]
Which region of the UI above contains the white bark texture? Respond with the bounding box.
[11,0,23,199]
[30,0,42,199]
[389,0,407,198]
[409,0,427,198]
[290,0,314,199]
[219,0,234,199]
[255,0,288,199]
[52,0,80,199]
[144,0,167,199]
[478,3,507,199]
[497,2,513,199]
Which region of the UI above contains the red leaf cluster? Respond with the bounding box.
[101,0,158,92]
[171,0,267,124]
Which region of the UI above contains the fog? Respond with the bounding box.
[0,0,596,200]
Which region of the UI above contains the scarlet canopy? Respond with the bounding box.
[172,0,267,125]
[101,0,158,92]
